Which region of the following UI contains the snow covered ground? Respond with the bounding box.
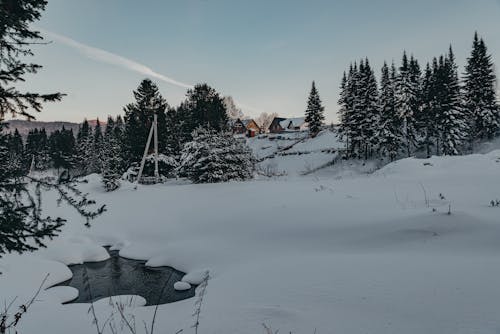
[1,141,500,333]
[248,129,348,176]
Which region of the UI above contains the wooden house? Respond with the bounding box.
[268,117,307,133]
[231,118,261,137]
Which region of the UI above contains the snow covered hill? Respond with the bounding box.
[248,129,349,176]
[1,142,500,334]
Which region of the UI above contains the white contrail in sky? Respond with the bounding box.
[41,29,194,89]
[40,29,265,115]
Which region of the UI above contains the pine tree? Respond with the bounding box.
[7,129,26,172]
[183,83,229,133]
[101,117,123,191]
[337,69,352,152]
[439,47,468,155]
[395,52,420,157]
[339,62,364,157]
[123,79,169,164]
[378,62,403,160]
[49,127,76,171]
[179,127,254,183]
[357,59,379,159]
[0,0,104,257]
[90,118,103,173]
[304,81,325,137]
[464,32,500,142]
[417,62,438,157]
[75,119,93,175]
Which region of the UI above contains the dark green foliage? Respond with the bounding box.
[25,127,51,170]
[75,119,93,174]
[463,32,500,141]
[338,59,380,159]
[339,34,498,161]
[304,81,325,137]
[378,62,403,160]
[0,0,64,120]
[48,127,76,171]
[101,116,125,191]
[182,83,229,134]
[0,0,104,257]
[123,79,168,164]
[435,48,467,155]
[395,52,420,157]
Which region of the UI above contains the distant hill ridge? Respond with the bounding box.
[1,119,105,137]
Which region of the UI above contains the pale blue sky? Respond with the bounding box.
[19,0,500,122]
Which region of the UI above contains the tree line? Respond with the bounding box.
[3,79,255,191]
[338,32,499,160]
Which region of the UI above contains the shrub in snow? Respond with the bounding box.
[179,127,255,183]
[123,153,178,182]
[101,135,123,191]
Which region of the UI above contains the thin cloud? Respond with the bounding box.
[41,29,193,89]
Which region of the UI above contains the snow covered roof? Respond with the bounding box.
[279,117,306,129]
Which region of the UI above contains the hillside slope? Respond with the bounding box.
[1,148,500,334]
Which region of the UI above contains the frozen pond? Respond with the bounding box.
[55,248,196,306]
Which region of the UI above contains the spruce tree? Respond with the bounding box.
[417,62,438,157]
[438,47,467,155]
[464,32,500,142]
[90,118,103,173]
[123,79,169,164]
[395,52,420,157]
[179,127,254,183]
[0,0,104,256]
[338,68,353,152]
[101,117,123,191]
[183,83,229,133]
[49,127,76,171]
[304,81,325,137]
[75,119,93,175]
[378,62,402,160]
[357,59,379,159]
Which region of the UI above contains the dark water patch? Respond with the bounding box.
[54,248,196,306]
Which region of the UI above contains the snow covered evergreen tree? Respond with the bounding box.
[49,127,76,172]
[463,32,500,142]
[395,52,420,157]
[337,70,351,150]
[179,127,254,183]
[438,48,468,155]
[417,62,439,157]
[338,62,364,157]
[75,119,93,175]
[90,119,104,173]
[378,62,403,160]
[101,117,123,191]
[357,59,379,159]
[304,81,325,137]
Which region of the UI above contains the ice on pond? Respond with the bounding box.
[53,248,196,306]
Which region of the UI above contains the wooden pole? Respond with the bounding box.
[154,112,159,182]
[136,121,155,185]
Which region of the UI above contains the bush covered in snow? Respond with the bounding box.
[122,153,178,182]
[179,127,255,183]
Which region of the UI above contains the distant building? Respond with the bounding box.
[231,118,261,137]
[268,117,307,133]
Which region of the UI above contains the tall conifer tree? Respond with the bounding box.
[304,81,325,137]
